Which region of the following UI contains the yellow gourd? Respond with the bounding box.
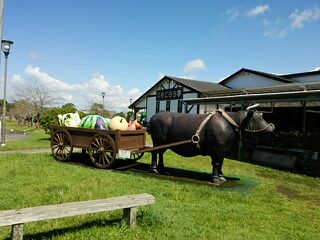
[109,116,128,130]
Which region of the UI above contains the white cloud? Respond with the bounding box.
[290,5,320,28]
[10,65,140,112]
[24,65,84,91]
[247,4,270,17]
[313,66,320,71]
[226,7,240,21]
[264,25,289,38]
[183,59,207,73]
[128,88,141,98]
[29,51,40,60]
[11,74,26,85]
[263,5,320,38]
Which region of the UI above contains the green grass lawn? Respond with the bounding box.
[0,148,319,239]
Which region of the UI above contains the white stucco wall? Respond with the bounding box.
[171,100,178,112]
[183,93,198,114]
[159,101,166,111]
[133,98,147,108]
[146,96,156,121]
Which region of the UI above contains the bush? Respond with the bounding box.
[40,106,85,134]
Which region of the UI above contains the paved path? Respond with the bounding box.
[0,148,51,154]
[0,131,50,154]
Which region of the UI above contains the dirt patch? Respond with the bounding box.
[276,185,299,200]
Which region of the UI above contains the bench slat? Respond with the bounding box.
[0,193,155,226]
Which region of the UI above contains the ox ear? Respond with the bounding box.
[246,103,260,112]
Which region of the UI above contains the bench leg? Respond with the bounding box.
[123,207,137,229]
[11,224,24,240]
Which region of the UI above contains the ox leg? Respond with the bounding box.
[210,153,226,185]
[157,150,165,172]
[150,151,158,174]
[217,157,226,183]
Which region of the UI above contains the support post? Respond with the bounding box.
[11,224,24,240]
[123,207,137,229]
[302,101,306,134]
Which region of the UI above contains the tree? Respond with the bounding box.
[0,99,14,115]
[89,103,111,117]
[90,103,103,115]
[62,103,76,109]
[8,100,34,121]
[40,106,84,134]
[15,83,52,117]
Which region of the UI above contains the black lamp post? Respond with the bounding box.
[101,92,106,116]
[1,39,14,146]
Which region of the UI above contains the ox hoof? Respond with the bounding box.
[219,176,227,183]
[209,177,225,186]
[150,168,159,174]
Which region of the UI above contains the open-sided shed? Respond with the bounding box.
[184,81,320,176]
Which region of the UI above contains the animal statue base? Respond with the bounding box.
[210,176,227,186]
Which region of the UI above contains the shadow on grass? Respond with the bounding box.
[4,218,122,240]
[39,137,51,141]
[64,153,258,193]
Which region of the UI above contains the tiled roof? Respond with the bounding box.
[166,76,230,93]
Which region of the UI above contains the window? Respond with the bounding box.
[156,101,160,113]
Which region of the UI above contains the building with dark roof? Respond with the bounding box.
[129,75,229,122]
[129,68,320,122]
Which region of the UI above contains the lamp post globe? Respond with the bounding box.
[1,39,13,57]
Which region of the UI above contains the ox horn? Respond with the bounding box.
[246,103,260,111]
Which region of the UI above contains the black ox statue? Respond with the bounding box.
[149,105,275,185]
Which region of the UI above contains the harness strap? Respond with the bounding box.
[190,109,274,148]
[191,112,215,147]
[217,109,275,133]
[218,110,239,128]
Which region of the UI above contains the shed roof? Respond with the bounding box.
[184,81,320,105]
[280,70,320,79]
[219,68,296,86]
[167,76,230,93]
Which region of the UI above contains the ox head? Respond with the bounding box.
[241,104,275,133]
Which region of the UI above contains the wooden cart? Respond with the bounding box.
[50,126,147,169]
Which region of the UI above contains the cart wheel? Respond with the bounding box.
[89,133,116,168]
[51,130,73,161]
[127,152,145,162]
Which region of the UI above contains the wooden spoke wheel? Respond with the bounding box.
[89,134,116,168]
[51,130,73,161]
[127,152,144,162]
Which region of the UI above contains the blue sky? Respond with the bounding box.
[2,0,320,111]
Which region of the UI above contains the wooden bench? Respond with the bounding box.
[0,193,155,240]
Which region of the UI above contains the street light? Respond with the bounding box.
[1,39,14,146]
[101,92,106,116]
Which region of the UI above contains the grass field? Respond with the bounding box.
[0,135,320,240]
[0,125,319,239]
